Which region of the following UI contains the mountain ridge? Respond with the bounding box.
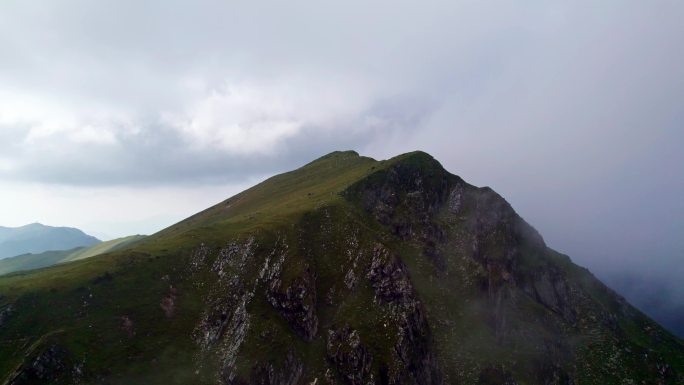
[0,150,682,385]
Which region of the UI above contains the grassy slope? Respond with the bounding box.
[0,235,146,276]
[0,249,80,276]
[0,151,384,384]
[0,151,681,385]
[61,235,146,262]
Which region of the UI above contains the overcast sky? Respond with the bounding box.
[0,1,682,297]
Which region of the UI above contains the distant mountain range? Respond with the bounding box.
[0,235,146,276]
[0,223,100,259]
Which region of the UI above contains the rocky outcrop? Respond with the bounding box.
[522,267,577,324]
[195,238,261,384]
[266,265,318,341]
[366,244,442,385]
[345,152,453,242]
[367,245,413,304]
[326,326,373,385]
[196,240,257,352]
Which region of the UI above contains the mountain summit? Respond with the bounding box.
[0,151,682,385]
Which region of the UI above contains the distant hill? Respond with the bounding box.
[0,235,145,276]
[0,223,100,259]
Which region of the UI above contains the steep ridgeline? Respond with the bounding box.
[0,151,682,385]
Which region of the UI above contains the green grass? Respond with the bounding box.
[0,235,146,277]
[61,235,146,262]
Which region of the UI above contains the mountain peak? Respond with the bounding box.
[320,149,360,158]
[1,151,682,385]
[301,150,364,168]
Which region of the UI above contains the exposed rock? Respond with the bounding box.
[367,244,413,304]
[197,239,258,350]
[9,344,73,385]
[218,294,253,384]
[447,185,464,214]
[266,265,319,341]
[189,243,211,273]
[345,153,452,241]
[524,268,577,324]
[366,244,441,385]
[195,237,297,384]
[326,326,373,385]
[343,269,357,290]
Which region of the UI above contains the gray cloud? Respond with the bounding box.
[0,0,683,332]
[0,1,571,185]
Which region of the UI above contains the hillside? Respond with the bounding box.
[0,235,146,276]
[0,151,682,385]
[0,224,100,260]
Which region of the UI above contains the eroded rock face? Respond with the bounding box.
[266,265,318,341]
[366,244,442,385]
[367,245,413,304]
[194,238,264,384]
[326,326,373,385]
[196,239,257,352]
[345,154,452,241]
[524,268,577,324]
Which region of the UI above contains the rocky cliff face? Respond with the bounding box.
[1,151,682,385]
